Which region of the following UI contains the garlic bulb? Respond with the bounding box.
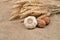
[24,16,37,29]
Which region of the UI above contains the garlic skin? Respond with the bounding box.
[24,16,37,29]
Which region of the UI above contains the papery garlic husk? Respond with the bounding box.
[24,16,37,29]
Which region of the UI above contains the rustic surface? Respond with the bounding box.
[0,0,60,40]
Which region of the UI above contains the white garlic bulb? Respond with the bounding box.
[24,16,37,29]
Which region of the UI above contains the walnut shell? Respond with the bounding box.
[37,19,46,28]
[43,16,50,25]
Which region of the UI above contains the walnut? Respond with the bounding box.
[37,19,46,28]
[43,16,50,25]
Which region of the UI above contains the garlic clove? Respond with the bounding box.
[24,16,37,29]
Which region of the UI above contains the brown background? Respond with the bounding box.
[0,0,60,40]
